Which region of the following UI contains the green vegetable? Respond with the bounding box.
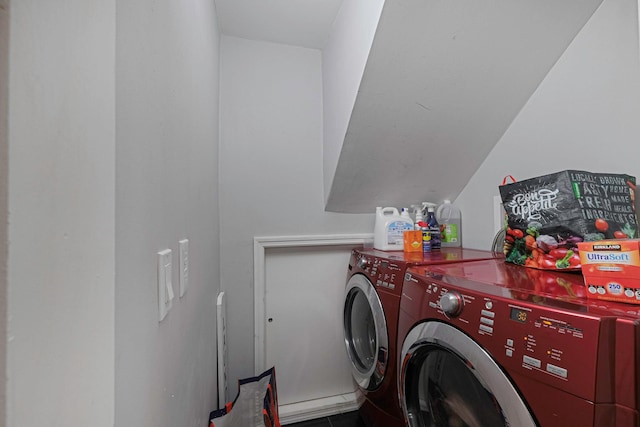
[584,233,605,241]
[621,223,636,239]
[526,221,542,237]
[555,250,575,269]
[506,238,528,265]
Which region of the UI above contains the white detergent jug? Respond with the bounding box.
[374,207,414,251]
[436,200,462,247]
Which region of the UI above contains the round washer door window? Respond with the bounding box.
[343,273,388,391]
[399,321,537,427]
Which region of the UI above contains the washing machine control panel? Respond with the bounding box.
[402,267,611,404]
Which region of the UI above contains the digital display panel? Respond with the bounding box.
[510,308,528,323]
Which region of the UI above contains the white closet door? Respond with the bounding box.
[264,244,356,406]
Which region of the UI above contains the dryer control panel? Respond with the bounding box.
[349,250,405,296]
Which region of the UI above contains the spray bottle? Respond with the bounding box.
[412,205,424,230]
[425,206,441,250]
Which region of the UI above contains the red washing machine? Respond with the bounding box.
[342,248,498,427]
[397,258,640,427]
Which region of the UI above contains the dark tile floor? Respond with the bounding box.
[286,410,366,427]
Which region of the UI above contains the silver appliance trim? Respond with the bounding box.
[343,273,389,390]
[399,321,537,427]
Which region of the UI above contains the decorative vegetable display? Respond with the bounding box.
[503,224,585,271]
[499,170,639,271]
[535,235,558,253]
[503,227,583,270]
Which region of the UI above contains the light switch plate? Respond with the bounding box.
[158,249,174,321]
[179,239,189,297]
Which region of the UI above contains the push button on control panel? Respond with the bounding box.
[480,317,494,326]
[481,309,495,318]
[546,363,568,379]
[505,339,515,357]
[523,355,541,369]
[479,324,493,334]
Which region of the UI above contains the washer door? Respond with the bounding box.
[399,321,537,427]
[343,273,389,391]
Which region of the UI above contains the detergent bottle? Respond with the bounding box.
[426,207,441,250]
[436,200,462,247]
[374,207,414,251]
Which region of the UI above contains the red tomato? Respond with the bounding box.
[540,255,556,269]
[549,248,568,259]
[512,229,524,239]
[568,254,581,267]
[595,218,609,232]
[614,230,628,239]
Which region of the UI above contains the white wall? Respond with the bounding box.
[7,1,221,427]
[0,0,9,423]
[322,0,385,203]
[456,0,640,250]
[8,1,116,426]
[219,35,374,389]
[115,1,221,427]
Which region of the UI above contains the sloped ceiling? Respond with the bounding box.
[325,0,604,212]
[214,0,605,214]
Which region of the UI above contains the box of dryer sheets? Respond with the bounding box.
[578,239,640,304]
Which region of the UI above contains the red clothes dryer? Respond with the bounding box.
[342,248,498,427]
[397,258,640,427]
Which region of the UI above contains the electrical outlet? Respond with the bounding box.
[158,249,174,322]
[179,239,189,297]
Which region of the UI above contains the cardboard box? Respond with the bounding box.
[577,239,640,304]
[403,230,423,253]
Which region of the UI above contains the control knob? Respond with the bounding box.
[439,291,463,317]
[357,256,369,270]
